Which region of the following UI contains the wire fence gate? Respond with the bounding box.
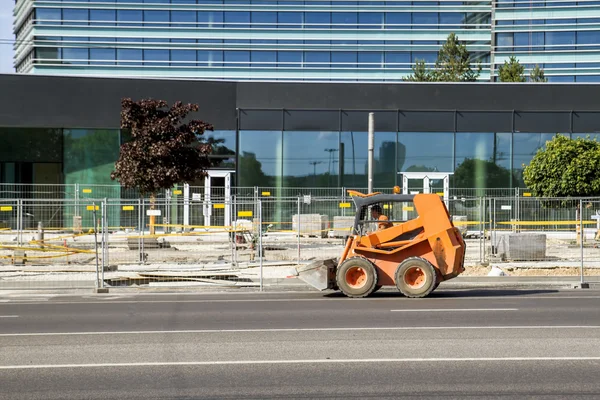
[0,195,599,291]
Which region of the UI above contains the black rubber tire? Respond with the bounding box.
[395,257,437,298]
[372,285,383,294]
[336,257,378,298]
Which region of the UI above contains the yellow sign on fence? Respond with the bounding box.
[173,190,182,195]
[339,202,351,208]
[122,206,135,211]
[214,204,225,209]
[0,206,12,212]
[523,192,532,197]
[87,205,99,211]
[82,189,92,194]
[262,191,271,196]
[402,206,415,211]
[238,211,253,217]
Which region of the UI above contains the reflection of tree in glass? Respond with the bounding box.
[453,158,513,188]
[64,129,119,174]
[239,151,269,187]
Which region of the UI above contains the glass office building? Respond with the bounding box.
[12,0,600,82]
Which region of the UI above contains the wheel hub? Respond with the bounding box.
[345,266,367,289]
[404,267,426,289]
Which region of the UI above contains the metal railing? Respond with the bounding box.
[1,194,598,291]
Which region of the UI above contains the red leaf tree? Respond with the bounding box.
[111,98,213,234]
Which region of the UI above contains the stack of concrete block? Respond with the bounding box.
[292,214,328,238]
[332,216,354,238]
[492,232,547,261]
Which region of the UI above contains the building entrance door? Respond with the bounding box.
[399,171,452,202]
[202,171,233,227]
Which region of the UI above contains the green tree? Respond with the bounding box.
[403,60,434,82]
[111,98,213,233]
[523,134,600,199]
[498,56,525,82]
[529,64,548,82]
[404,33,481,82]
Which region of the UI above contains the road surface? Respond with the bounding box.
[1,288,600,399]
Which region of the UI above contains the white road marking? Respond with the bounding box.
[0,315,19,318]
[2,295,600,305]
[2,357,600,370]
[391,308,518,312]
[1,325,600,337]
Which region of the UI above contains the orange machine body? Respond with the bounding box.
[338,193,465,287]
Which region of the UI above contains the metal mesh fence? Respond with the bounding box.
[1,194,599,291]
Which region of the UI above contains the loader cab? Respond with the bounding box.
[352,193,417,236]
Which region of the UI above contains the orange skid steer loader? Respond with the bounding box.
[294,188,466,298]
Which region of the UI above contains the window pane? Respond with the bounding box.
[359,12,383,29]
[512,133,556,187]
[358,52,383,69]
[239,131,282,187]
[398,132,453,173]
[454,132,512,188]
[90,9,116,26]
[332,12,357,29]
[171,11,196,27]
[225,11,250,28]
[171,50,196,64]
[412,12,438,27]
[278,11,303,28]
[198,11,223,27]
[198,50,223,66]
[341,131,397,187]
[144,10,169,27]
[251,51,276,67]
[117,10,143,26]
[439,12,464,25]
[385,12,410,28]
[305,51,330,68]
[305,12,331,28]
[283,131,339,187]
[332,51,357,67]
[278,51,302,67]
[63,8,88,26]
[224,50,250,67]
[144,49,170,66]
[36,8,61,25]
[117,48,143,65]
[90,48,116,65]
[63,47,89,65]
[252,11,277,25]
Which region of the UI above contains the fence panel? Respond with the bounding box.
[0,199,103,290]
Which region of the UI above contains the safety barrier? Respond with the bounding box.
[1,195,599,291]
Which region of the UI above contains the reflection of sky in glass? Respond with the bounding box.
[284,131,339,177]
[341,131,397,176]
[398,132,453,172]
[513,133,556,170]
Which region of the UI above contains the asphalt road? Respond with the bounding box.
[1,288,600,399]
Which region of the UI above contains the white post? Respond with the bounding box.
[224,173,231,227]
[183,183,190,230]
[368,112,375,193]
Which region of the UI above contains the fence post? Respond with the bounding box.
[258,199,263,292]
[16,199,22,246]
[297,196,301,264]
[140,198,145,264]
[102,199,107,288]
[93,202,100,290]
[479,197,484,264]
[580,198,585,287]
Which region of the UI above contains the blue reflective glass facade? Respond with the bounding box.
[12,1,600,81]
[14,0,491,81]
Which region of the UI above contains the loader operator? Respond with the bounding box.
[371,204,393,230]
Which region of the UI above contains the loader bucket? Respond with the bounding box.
[294,258,338,291]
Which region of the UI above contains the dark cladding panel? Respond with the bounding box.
[456,111,512,132]
[341,110,397,132]
[572,112,600,133]
[283,110,339,131]
[514,111,571,133]
[399,111,454,132]
[238,110,282,130]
